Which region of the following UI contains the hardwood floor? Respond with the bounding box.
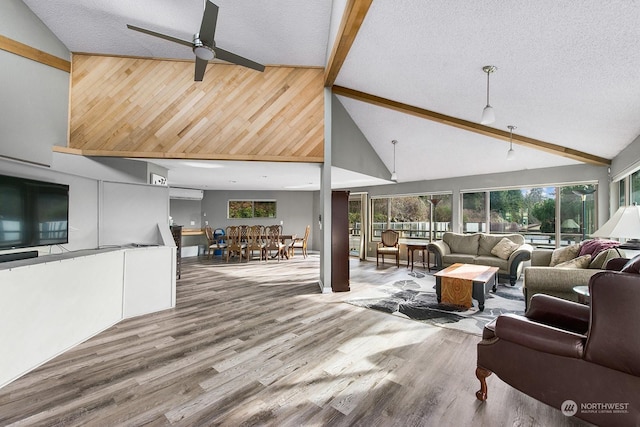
[0,255,588,426]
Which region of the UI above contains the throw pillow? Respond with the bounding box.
[549,243,581,266]
[554,254,592,269]
[589,248,623,269]
[490,237,521,260]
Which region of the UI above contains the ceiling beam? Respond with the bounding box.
[324,0,373,87]
[0,35,70,73]
[333,85,611,167]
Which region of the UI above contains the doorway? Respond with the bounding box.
[348,193,367,259]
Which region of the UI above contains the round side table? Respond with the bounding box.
[573,285,590,305]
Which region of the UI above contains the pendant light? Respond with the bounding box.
[506,125,516,160]
[390,140,398,181]
[481,65,497,124]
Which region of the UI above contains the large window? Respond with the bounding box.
[462,184,596,247]
[371,194,452,240]
[228,200,276,219]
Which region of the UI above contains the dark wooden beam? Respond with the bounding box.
[332,85,611,166]
[324,0,373,87]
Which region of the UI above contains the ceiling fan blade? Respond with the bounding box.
[199,1,219,46]
[194,56,208,81]
[127,24,193,48]
[214,47,265,72]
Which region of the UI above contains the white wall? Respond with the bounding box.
[0,250,124,388]
[0,246,175,389]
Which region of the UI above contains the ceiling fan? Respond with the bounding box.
[127,0,265,81]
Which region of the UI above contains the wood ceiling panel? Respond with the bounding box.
[68,55,324,162]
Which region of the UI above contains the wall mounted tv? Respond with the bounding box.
[0,174,69,250]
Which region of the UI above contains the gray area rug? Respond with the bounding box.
[347,271,525,336]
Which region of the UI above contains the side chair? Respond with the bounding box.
[226,225,247,262]
[289,224,310,258]
[377,229,400,267]
[246,225,265,261]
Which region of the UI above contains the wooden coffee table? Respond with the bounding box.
[434,263,499,311]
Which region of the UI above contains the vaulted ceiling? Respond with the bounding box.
[19,0,640,189]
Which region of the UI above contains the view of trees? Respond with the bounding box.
[228,201,276,218]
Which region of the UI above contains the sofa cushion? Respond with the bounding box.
[491,237,521,260]
[479,234,524,256]
[550,243,581,266]
[474,255,509,271]
[554,254,592,269]
[443,233,480,255]
[589,248,624,269]
[442,253,477,265]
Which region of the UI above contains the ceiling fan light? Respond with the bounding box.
[194,44,215,61]
[481,105,495,125]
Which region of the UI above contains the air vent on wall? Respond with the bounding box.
[169,187,204,200]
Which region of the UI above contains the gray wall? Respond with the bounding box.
[0,0,70,166]
[331,95,390,180]
[611,133,640,181]
[201,190,316,249]
[170,199,203,229]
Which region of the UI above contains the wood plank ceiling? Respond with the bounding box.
[67,54,324,162]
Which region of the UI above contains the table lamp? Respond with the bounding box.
[590,204,640,249]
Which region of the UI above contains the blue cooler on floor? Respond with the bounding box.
[213,228,225,255]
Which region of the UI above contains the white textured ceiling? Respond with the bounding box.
[144,160,391,191]
[20,0,640,189]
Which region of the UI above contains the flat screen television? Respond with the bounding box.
[0,174,69,250]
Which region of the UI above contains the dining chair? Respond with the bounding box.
[246,225,265,261]
[264,225,287,261]
[289,224,310,258]
[205,226,227,260]
[225,225,247,262]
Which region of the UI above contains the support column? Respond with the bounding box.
[319,87,333,293]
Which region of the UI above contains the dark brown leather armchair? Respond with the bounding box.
[476,256,640,426]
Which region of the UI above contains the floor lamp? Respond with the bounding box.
[428,198,441,242]
[572,188,596,241]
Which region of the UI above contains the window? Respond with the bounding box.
[461,184,596,247]
[632,170,640,205]
[619,179,626,207]
[462,192,486,233]
[228,200,276,219]
[370,193,452,240]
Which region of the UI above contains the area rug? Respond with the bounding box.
[347,271,525,336]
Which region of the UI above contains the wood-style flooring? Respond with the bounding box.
[0,255,589,426]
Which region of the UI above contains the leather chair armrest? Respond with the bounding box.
[495,314,586,358]
[526,294,590,334]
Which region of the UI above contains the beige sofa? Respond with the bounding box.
[523,246,624,309]
[428,232,533,286]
